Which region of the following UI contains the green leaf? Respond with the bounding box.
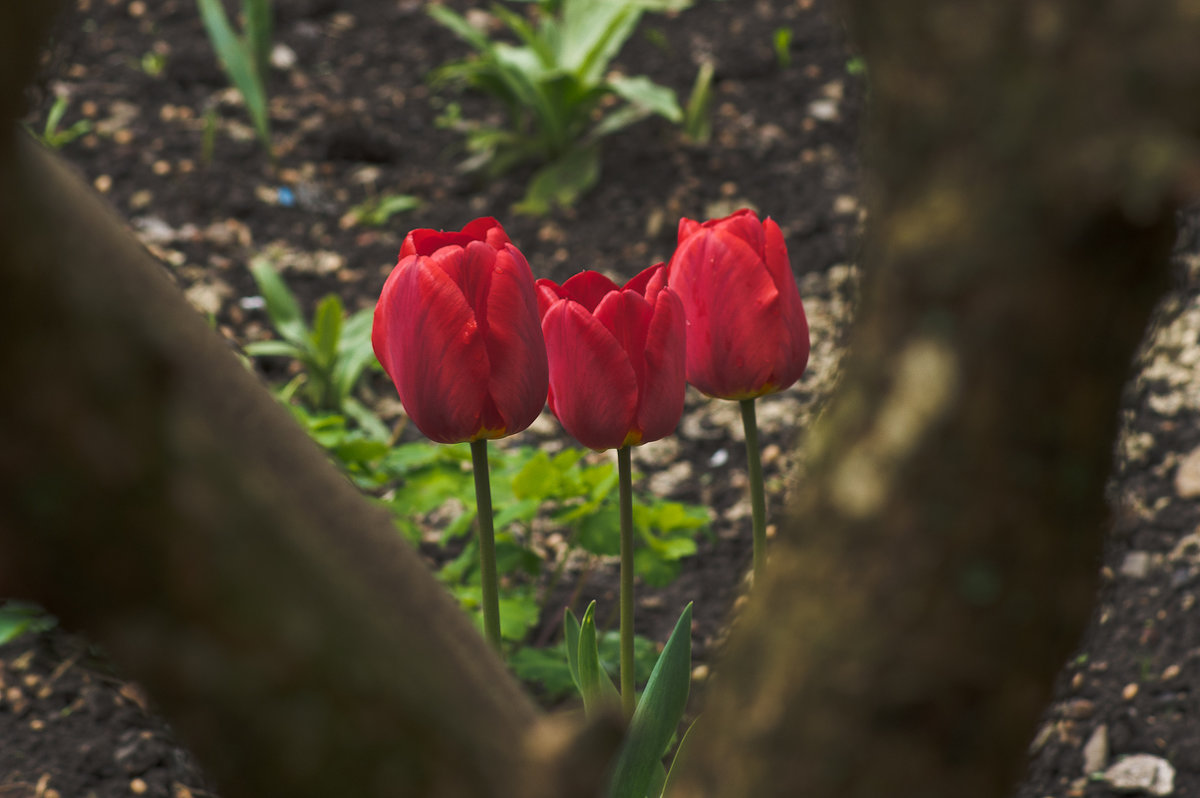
[658,717,699,798]
[513,450,561,500]
[606,603,693,798]
[493,497,542,529]
[633,548,681,587]
[428,5,495,54]
[607,74,681,122]
[564,607,582,690]
[248,258,308,346]
[490,2,556,67]
[515,145,600,214]
[683,60,714,143]
[310,294,344,369]
[243,339,306,360]
[331,438,389,466]
[495,534,541,576]
[508,645,578,699]
[575,503,621,556]
[44,95,68,141]
[0,601,57,645]
[243,0,274,83]
[559,0,640,85]
[578,601,621,716]
[196,0,271,151]
[497,592,541,641]
[341,397,390,443]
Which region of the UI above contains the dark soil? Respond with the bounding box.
[4,1,1196,797]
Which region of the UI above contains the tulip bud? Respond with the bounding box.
[667,209,810,399]
[537,264,686,451]
[372,217,549,444]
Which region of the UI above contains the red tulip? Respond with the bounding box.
[372,217,548,444]
[537,264,686,451]
[666,209,810,399]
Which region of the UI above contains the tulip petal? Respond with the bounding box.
[668,228,781,399]
[425,240,494,321]
[677,217,702,243]
[535,278,568,319]
[762,217,810,388]
[542,300,637,451]
[635,288,687,444]
[482,246,549,436]
[561,271,621,313]
[462,216,511,250]
[622,262,667,303]
[400,217,511,259]
[375,258,490,443]
[593,289,653,406]
[712,209,765,253]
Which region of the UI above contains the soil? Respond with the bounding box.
[3,1,1197,797]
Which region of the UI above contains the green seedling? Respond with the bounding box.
[429,0,692,213]
[196,0,274,157]
[30,95,92,149]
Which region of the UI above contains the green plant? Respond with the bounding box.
[244,258,381,428]
[29,95,92,149]
[196,0,273,156]
[773,26,792,69]
[0,600,57,645]
[429,0,691,213]
[344,192,422,227]
[564,601,695,798]
[682,60,713,144]
[141,50,168,77]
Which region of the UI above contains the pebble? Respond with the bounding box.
[1103,754,1175,796]
[270,42,297,70]
[1062,698,1095,719]
[1175,445,1200,497]
[1120,551,1152,580]
[1082,724,1109,774]
[808,98,839,121]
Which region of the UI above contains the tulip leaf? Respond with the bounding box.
[248,258,308,346]
[578,601,621,717]
[195,0,271,153]
[311,294,344,368]
[607,74,682,122]
[515,145,600,215]
[658,717,699,798]
[243,340,306,360]
[564,607,582,691]
[605,603,692,798]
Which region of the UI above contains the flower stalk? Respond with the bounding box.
[740,398,768,584]
[470,439,502,652]
[617,444,636,719]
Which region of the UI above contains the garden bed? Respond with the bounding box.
[3,1,1197,796]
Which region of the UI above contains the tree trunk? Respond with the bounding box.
[673,2,1200,797]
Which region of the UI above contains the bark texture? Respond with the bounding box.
[673,2,1200,797]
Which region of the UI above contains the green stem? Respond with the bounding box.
[740,398,768,584]
[617,445,636,719]
[470,439,502,653]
